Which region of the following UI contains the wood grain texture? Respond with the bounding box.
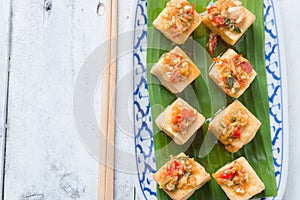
[3,0,104,199]
[1,0,296,199]
[0,0,12,197]
[1,0,139,199]
[277,0,300,199]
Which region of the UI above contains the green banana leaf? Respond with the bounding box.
[146,0,277,199]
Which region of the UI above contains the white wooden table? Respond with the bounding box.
[0,0,299,199]
[0,0,139,199]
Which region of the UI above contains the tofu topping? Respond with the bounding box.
[214,54,253,95]
[162,51,191,83]
[207,32,219,56]
[216,161,250,194]
[162,0,195,37]
[219,108,249,142]
[206,0,246,33]
[171,103,197,134]
[159,155,198,192]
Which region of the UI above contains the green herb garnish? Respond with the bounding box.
[233,25,242,33]
[224,18,231,26]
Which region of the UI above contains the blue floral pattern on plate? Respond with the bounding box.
[133,0,285,199]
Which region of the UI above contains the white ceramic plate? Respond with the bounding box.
[133,0,288,199]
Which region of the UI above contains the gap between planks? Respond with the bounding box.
[1,0,14,199]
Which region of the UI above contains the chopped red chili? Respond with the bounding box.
[220,172,235,179]
[207,5,217,14]
[207,33,218,56]
[213,16,225,26]
[191,3,195,15]
[232,126,241,139]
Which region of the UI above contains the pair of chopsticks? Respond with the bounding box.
[98,0,118,199]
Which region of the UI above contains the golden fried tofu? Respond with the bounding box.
[202,0,256,46]
[153,153,211,200]
[155,98,205,145]
[209,48,257,98]
[153,0,202,44]
[151,46,201,93]
[213,157,265,200]
[208,100,261,153]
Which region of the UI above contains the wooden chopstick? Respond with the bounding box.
[98,0,118,199]
[105,0,118,198]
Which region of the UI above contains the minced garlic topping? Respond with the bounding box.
[162,0,195,37]
[207,0,246,32]
[214,54,253,95]
[219,108,249,142]
[159,155,198,192]
[162,52,191,83]
[216,161,250,194]
[171,103,197,134]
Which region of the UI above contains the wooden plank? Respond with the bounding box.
[276,0,299,199]
[3,0,105,199]
[0,0,12,197]
[3,0,139,199]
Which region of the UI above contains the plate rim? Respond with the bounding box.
[269,0,289,199]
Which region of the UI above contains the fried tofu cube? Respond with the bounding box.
[151,46,201,93]
[213,157,265,200]
[155,98,205,145]
[202,0,256,45]
[153,153,211,200]
[209,48,257,98]
[153,0,202,44]
[208,100,261,152]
